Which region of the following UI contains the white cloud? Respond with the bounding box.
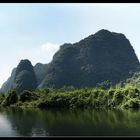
[41,42,59,53]
[0,42,60,87]
[40,42,60,62]
[10,42,60,67]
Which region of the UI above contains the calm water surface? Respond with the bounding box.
[0,108,140,136]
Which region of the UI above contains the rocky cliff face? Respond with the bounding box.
[12,59,37,93]
[39,29,139,88]
[34,63,48,86]
[0,68,16,94]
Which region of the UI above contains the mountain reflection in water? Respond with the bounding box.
[0,108,139,136]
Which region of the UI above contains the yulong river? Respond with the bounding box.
[0,108,140,136]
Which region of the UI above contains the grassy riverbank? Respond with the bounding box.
[0,84,140,109]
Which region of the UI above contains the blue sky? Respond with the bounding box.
[0,3,140,86]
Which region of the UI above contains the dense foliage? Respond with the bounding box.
[0,84,140,109]
[2,90,18,106]
[122,70,140,88]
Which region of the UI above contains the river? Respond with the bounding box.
[0,108,139,136]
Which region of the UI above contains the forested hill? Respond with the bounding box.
[1,29,139,93]
[39,29,139,88]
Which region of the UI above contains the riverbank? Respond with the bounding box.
[1,84,140,109]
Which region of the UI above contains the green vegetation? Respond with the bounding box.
[2,90,18,107]
[123,70,140,88]
[0,84,140,109]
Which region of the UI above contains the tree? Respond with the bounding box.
[2,90,18,106]
[96,80,112,89]
[19,90,37,102]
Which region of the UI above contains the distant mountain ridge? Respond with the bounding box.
[1,29,139,93]
[0,68,16,93]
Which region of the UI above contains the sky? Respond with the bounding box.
[0,3,140,86]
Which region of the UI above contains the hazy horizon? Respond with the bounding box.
[0,3,140,87]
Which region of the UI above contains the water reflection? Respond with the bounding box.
[0,111,16,136]
[0,108,140,136]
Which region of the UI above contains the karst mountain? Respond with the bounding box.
[1,29,139,93]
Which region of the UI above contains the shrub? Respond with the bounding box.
[0,93,5,104]
[19,90,37,102]
[2,90,18,106]
[123,98,140,108]
[127,87,140,98]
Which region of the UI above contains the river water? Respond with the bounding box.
[0,108,140,136]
